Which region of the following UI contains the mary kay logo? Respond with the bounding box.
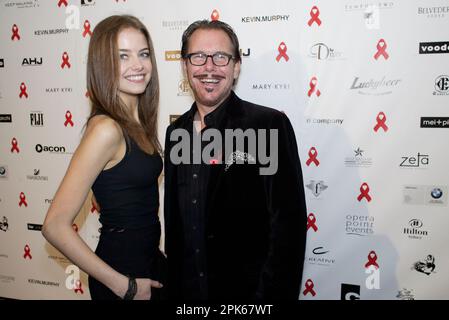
[419,41,449,54]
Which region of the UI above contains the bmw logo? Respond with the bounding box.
[431,188,443,199]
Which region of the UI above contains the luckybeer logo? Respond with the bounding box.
[400,153,429,169]
[434,75,449,95]
[165,50,181,61]
[419,41,449,54]
[30,111,44,127]
[350,76,401,95]
[22,57,42,66]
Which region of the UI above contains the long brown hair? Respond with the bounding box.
[87,15,160,154]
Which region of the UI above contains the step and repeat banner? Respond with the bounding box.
[1,0,448,300]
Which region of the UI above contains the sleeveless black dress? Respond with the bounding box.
[89,138,166,300]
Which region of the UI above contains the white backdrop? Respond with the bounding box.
[1,0,449,300]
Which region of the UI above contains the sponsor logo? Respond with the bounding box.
[35,144,69,154]
[252,83,290,90]
[45,87,73,93]
[34,28,69,36]
[341,284,360,300]
[421,117,449,128]
[346,215,374,236]
[241,15,289,23]
[28,279,60,287]
[0,166,8,179]
[309,43,345,61]
[307,246,335,267]
[170,115,181,124]
[22,57,42,66]
[403,185,447,206]
[0,275,15,283]
[344,2,394,11]
[306,180,328,197]
[400,153,429,169]
[27,223,42,231]
[4,1,40,8]
[0,58,4,67]
[344,147,373,168]
[0,217,8,232]
[306,118,344,125]
[418,6,449,18]
[434,75,449,95]
[81,0,95,6]
[162,20,189,31]
[26,169,48,181]
[419,41,449,54]
[412,254,436,275]
[0,114,12,123]
[396,288,415,300]
[177,79,191,96]
[404,219,429,240]
[165,50,181,61]
[350,76,401,95]
[30,111,44,127]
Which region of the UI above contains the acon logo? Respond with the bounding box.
[35,144,66,153]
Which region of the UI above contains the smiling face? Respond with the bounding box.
[183,28,241,112]
[117,27,152,108]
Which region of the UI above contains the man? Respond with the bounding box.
[164,20,307,300]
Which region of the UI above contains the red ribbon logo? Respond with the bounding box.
[23,245,32,259]
[57,0,68,7]
[11,137,20,153]
[307,213,318,232]
[373,112,388,132]
[308,6,322,26]
[211,9,220,21]
[19,192,28,207]
[306,147,320,166]
[61,52,71,69]
[374,39,389,60]
[303,279,316,296]
[91,200,99,213]
[74,280,84,294]
[19,82,28,98]
[307,76,321,97]
[276,42,289,62]
[365,250,379,269]
[357,182,372,202]
[11,24,20,41]
[64,110,74,127]
[82,20,92,38]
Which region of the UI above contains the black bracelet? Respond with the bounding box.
[123,277,137,300]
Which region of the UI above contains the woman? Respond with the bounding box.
[42,15,165,300]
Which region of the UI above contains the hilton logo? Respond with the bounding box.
[30,111,44,127]
[403,219,429,240]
